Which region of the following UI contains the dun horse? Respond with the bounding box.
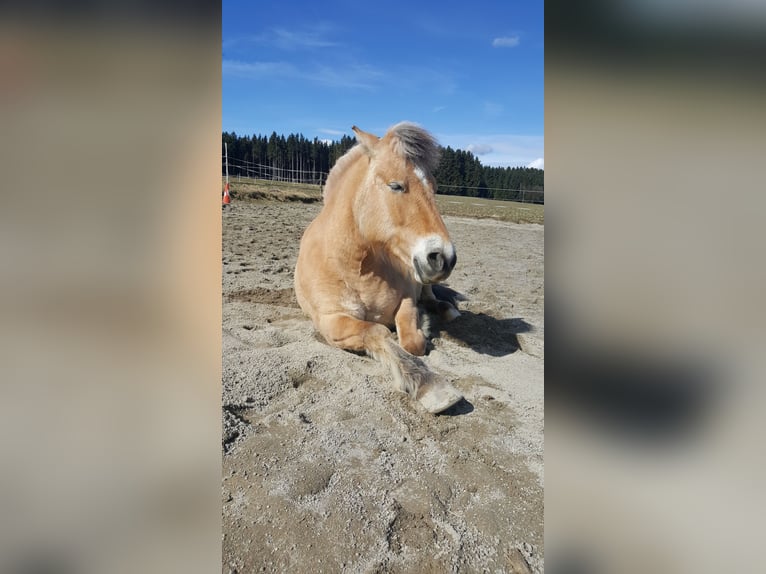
[294,122,463,413]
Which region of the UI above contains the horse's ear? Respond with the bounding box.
[352,125,379,154]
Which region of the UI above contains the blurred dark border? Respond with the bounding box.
[0,2,222,574]
[2,1,218,23]
[548,0,766,81]
[546,0,765,572]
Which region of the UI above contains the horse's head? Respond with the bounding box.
[351,122,456,285]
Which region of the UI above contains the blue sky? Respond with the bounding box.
[223,0,543,168]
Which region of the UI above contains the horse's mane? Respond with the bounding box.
[322,122,441,202]
[389,122,441,173]
[322,144,365,201]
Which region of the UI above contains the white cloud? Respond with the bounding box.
[398,66,457,96]
[318,128,346,136]
[483,101,504,116]
[273,27,339,50]
[223,59,384,90]
[226,24,340,52]
[437,133,544,168]
[467,143,493,155]
[222,60,297,79]
[432,105,447,113]
[492,36,520,48]
[527,157,544,169]
[309,63,385,90]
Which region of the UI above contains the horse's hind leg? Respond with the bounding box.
[318,313,462,414]
[317,313,391,353]
[420,284,461,322]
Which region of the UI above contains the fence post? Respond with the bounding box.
[224,142,229,185]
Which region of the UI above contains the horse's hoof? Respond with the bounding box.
[442,305,461,322]
[418,383,463,414]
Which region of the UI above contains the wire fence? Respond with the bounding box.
[223,155,544,204]
[225,157,328,185]
[435,184,544,204]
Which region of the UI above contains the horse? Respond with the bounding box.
[294,122,463,413]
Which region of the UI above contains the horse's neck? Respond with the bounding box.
[323,146,367,250]
[323,147,400,269]
[323,146,365,204]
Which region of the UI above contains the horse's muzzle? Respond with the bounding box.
[412,236,457,284]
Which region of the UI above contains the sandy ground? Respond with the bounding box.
[222,199,544,573]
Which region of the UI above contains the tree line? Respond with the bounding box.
[222,131,544,203]
[434,146,543,202]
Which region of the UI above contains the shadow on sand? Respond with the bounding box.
[433,311,533,357]
[423,284,534,358]
[438,397,475,416]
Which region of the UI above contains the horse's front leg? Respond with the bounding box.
[420,284,461,322]
[318,311,461,413]
[395,297,426,356]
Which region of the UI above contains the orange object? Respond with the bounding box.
[222,182,231,204]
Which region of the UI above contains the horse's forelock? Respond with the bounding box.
[388,122,441,174]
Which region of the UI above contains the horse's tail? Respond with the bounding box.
[370,336,462,414]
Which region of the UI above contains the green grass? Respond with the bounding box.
[224,177,544,224]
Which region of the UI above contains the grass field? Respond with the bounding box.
[434,194,544,224]
[224,177,543,224]
[226,178,322,203]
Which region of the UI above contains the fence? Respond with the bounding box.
[436,184,544,204]
[223,155,544,205]
[225,156,328,186]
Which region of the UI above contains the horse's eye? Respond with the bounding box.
[388,182,405,193]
